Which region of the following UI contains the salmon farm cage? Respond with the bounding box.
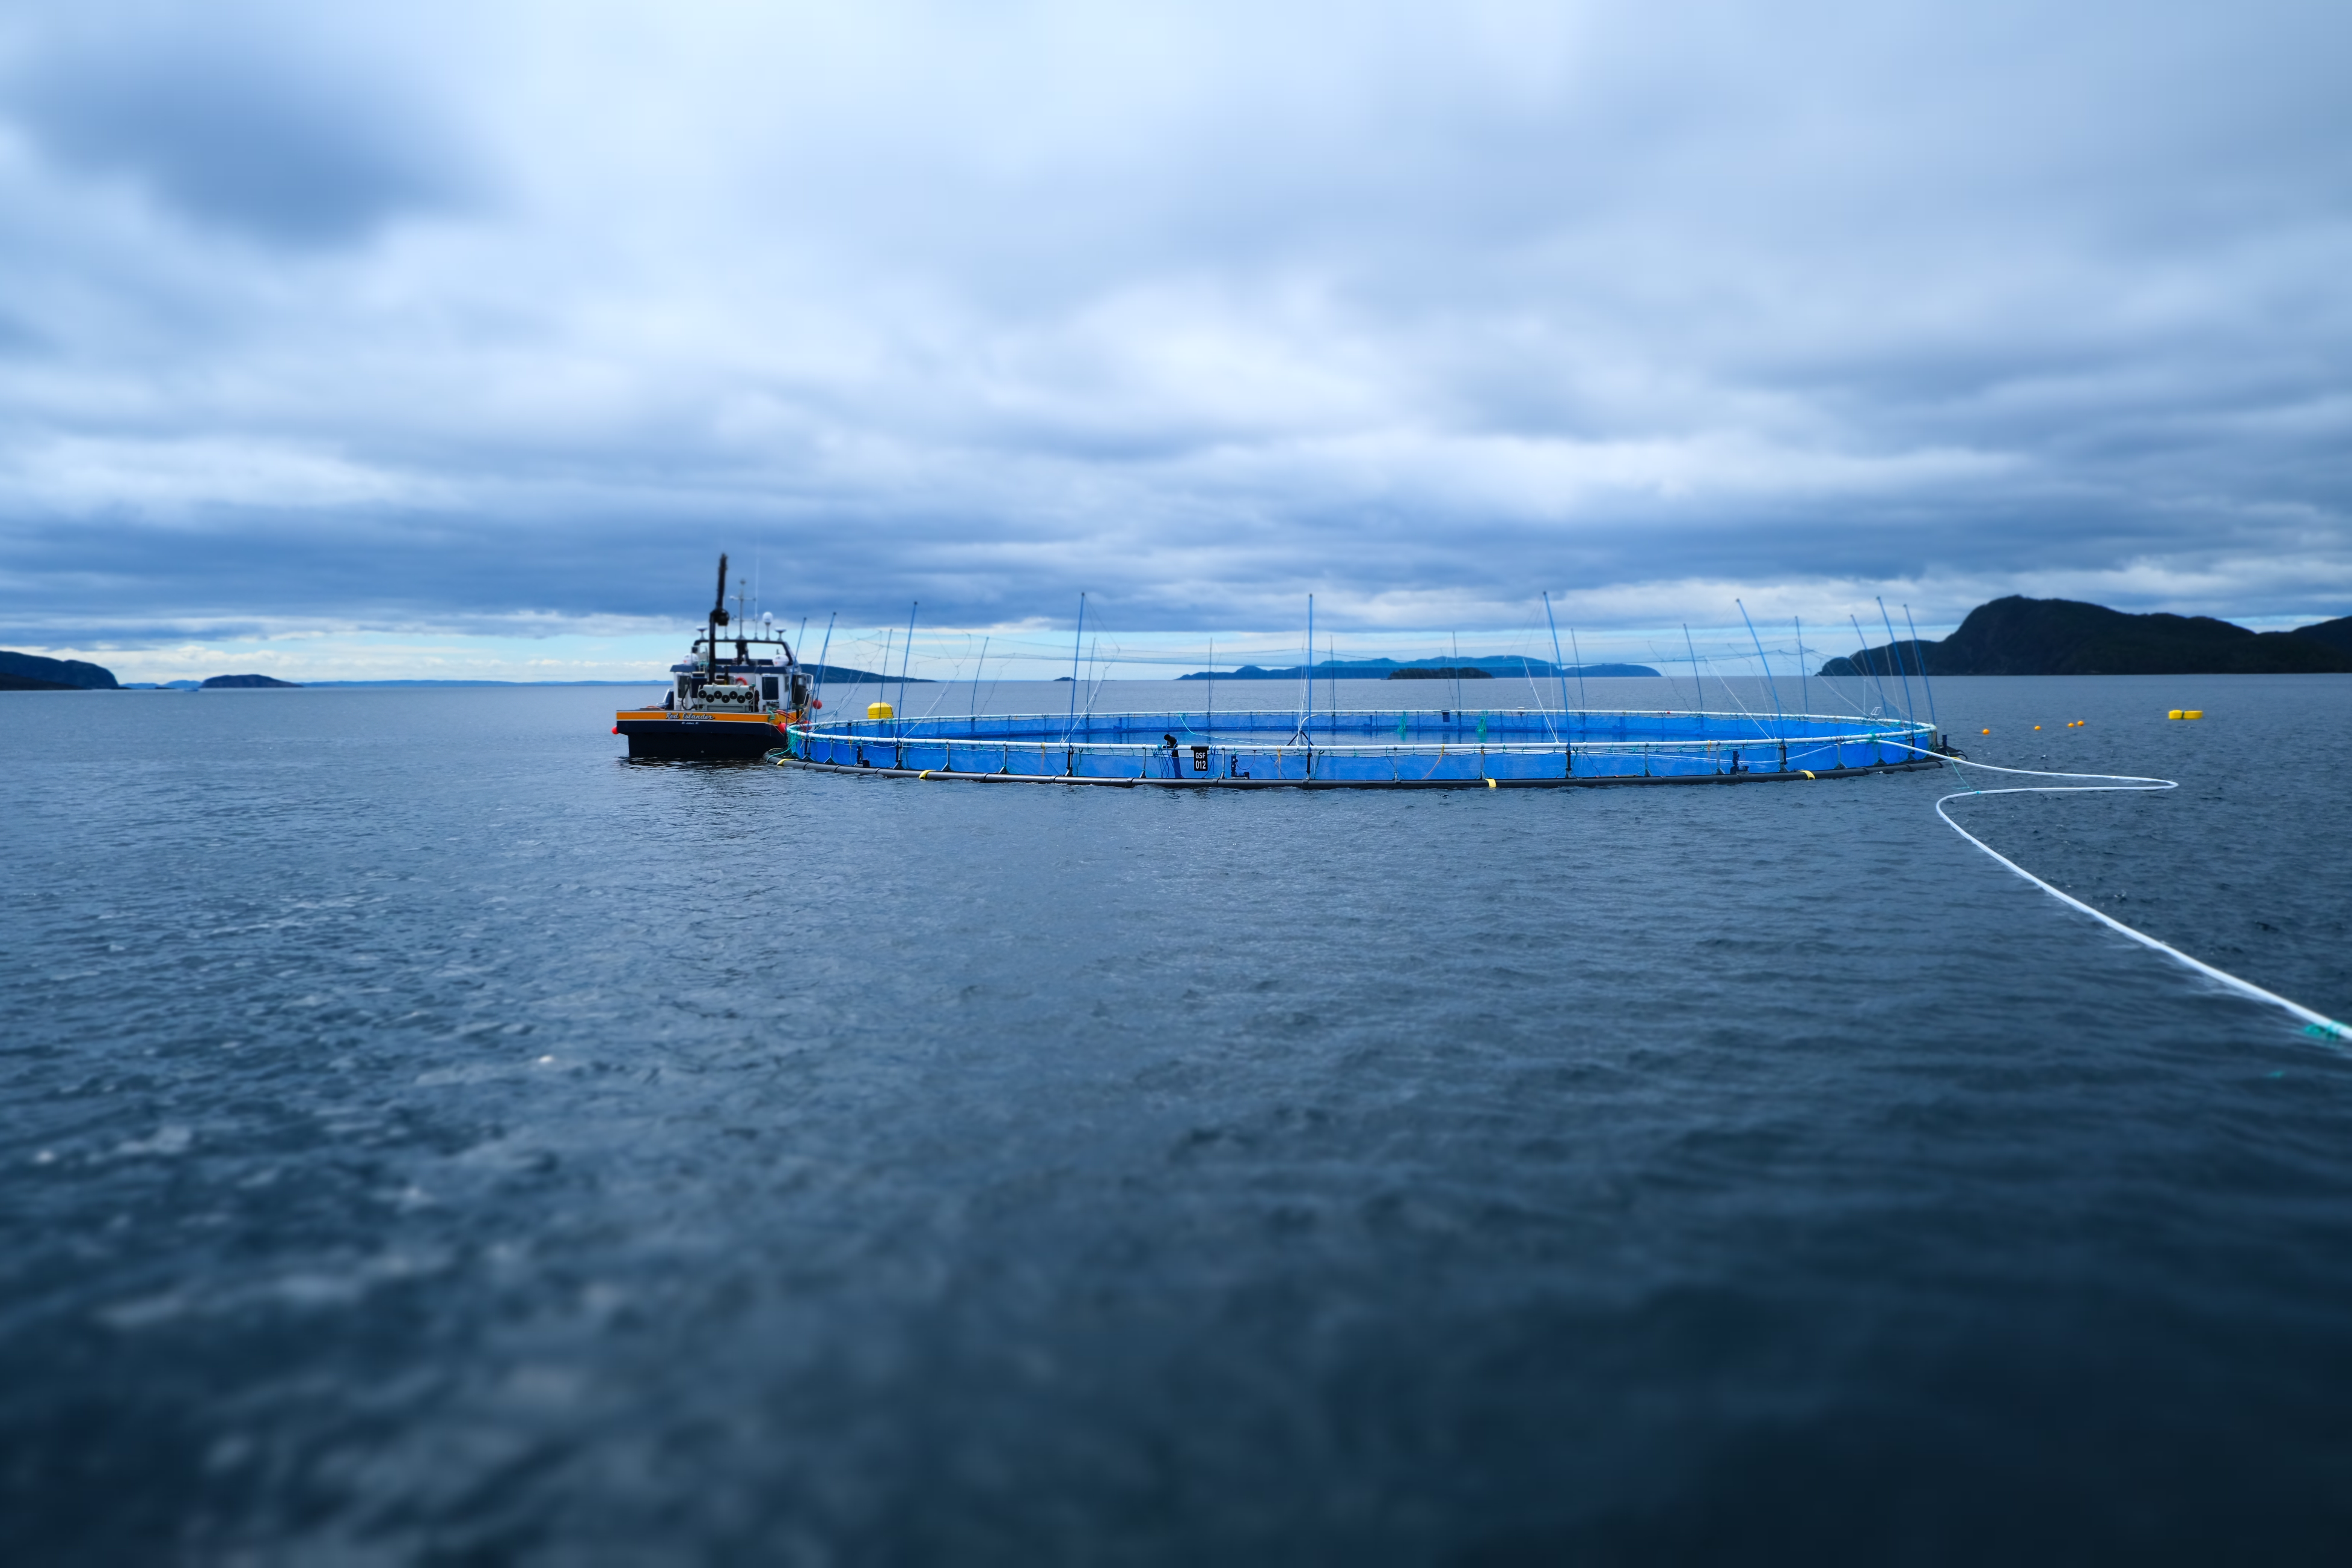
[775,709,1948,788]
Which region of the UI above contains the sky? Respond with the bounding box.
[2,0,2347,681]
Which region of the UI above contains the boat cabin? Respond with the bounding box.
[660,633,811,714]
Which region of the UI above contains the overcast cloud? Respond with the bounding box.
[2,0,2347,652]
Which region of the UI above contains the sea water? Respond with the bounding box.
[4,675,2350,1562]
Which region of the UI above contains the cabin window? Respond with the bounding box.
[761,675,780,702]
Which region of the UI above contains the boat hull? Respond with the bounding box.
[615,710,784,760]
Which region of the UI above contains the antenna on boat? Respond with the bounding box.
[707,552,729,682]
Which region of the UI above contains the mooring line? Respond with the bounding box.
[1902,745,2350,1045]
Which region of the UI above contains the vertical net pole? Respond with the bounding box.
[1541,591,1573,720]
[812,612,836,717]
[1876,597,1916,732]
[1683,624,1704,727]
[1302,594,1314,742]
[1794,616,1808,718]
[1850,614,1893,718]
[1066,593,1085,739]
[896,601,918,740]
[1902,603,1940,741]
[1736,599,1785,743]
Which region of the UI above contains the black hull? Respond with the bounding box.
[620,720,782,760]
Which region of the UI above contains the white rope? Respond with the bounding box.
[1903,745,2350,1044]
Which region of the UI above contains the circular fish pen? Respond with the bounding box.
[776,709,1947,787]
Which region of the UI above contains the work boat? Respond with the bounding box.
[612,552,815,760]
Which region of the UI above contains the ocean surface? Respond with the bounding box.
[5,674,2350,1564]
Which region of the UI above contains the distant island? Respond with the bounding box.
[0,651,920,690]
[26,599,2349,692]
[1179,656,1660,681]
[1825,597,2352,677]
[0,650,120,689]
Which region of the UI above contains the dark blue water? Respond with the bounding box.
[6,675,2350,1564]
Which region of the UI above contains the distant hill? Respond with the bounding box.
[1,671,83,691]
[0,649,119,689]
[1824,597,2352,677]
[1387,666,1493,680]
[200,673,302,688]
[2292,614,2352,654]
[1179,657,1660,681]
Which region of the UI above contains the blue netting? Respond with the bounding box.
[782,709,1938,784]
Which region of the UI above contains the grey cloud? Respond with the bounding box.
[2,14,461,244]
[0,0,2347,640]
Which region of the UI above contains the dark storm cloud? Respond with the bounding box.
[0,0,2347,642]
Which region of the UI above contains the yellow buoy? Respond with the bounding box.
[1981,728,1990,734]
[2184,709,2203,720]
[2168,709,2184,720]
[868,701,894,721]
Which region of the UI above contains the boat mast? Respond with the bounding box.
[706,552,729,683]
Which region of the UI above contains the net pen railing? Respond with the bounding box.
[781,709,1941,784]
